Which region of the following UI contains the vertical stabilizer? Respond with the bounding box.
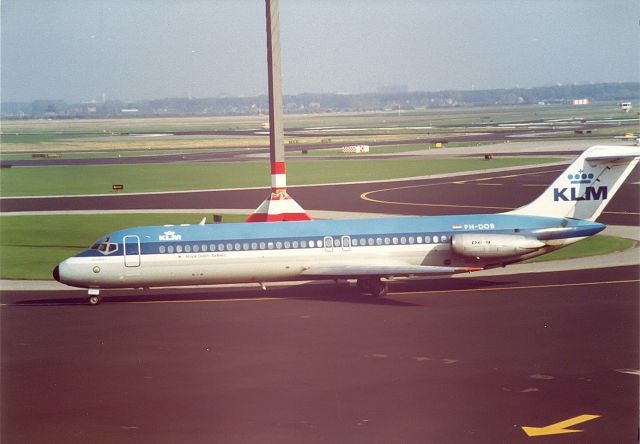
[506,146,639,221]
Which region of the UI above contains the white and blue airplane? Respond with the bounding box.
[54,145,639,305]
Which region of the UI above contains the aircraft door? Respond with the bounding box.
[323,236,333,252]
[123,235,141,267]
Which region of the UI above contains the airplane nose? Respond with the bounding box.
[53,265,60,282]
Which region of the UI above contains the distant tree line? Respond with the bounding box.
[2,82,638,119]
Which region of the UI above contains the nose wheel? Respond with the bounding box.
[88,289,101,305]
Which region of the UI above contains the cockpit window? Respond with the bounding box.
[91,238,119,255]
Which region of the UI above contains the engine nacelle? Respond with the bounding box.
[451,234,545,259]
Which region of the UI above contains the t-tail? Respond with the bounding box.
[507,145,640,221]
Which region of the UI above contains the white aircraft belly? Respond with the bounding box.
[108,244,448,287]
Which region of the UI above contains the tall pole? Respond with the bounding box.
[246,0,310,222]
[266,0,285,187]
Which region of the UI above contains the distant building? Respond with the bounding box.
[572,98,590,106]
[620,102,632,112]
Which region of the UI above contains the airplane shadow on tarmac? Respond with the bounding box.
[5,277,512,307]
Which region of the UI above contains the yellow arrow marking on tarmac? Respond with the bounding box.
[522,414,600,437]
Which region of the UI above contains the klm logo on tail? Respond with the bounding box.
[553,186,607,202]
[553,170,608,202]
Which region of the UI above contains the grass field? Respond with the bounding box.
[526,235,635,263]
[0,213,634,281]
[0,157,563,196]
[0,135,269,153]
[0,147,236,161]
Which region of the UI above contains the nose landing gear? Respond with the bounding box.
[88,288,101,305]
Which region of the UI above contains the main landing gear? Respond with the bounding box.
[356,278,388,298]
[88,288,101,305]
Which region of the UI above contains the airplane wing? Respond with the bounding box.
[300,263,481,279]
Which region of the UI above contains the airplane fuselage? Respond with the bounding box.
[54,213,603,290]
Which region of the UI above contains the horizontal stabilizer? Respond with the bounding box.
[585,146,640,163]
[301,263,481,279]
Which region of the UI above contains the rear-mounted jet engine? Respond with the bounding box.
[451,234,545,259]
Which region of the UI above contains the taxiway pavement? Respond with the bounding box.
[1,266,637,444]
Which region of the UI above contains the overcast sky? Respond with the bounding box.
[2,0,639,103]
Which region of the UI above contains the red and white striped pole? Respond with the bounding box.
[246,0,311,222]
[271,161,287,192]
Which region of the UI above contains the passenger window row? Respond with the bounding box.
[155,234,449,254]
